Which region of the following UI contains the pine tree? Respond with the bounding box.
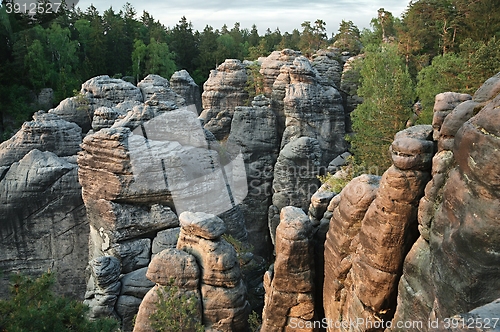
[349,44,415,171]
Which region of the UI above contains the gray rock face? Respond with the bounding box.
[311,49,343,88]
[170,70,202,114]
[137,74,186,110]
[49,96,93,132]
[151,227,181,254]
[0,112,82,167]
[200,59,249,140]
[81,75,144,110]
[281,56,346,164]
[268,136,322,244]
[84,256,121,319]
[0,149,88,299]
[226,95,279,256]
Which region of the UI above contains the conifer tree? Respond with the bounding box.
[349,44,415,171]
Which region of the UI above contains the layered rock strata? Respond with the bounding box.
[261,206,316,331]
[323,125,433,331]
[226,95,279,257]
[176,211,250,331]
[200,59,249,140]
[390,73,500,331]
[133,248,201,332]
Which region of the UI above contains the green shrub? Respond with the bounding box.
[0,272,119,332]
[149,279,204,332]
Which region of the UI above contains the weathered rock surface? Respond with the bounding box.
[200,59,249,140]
[323,174,380,329]
[170,69,202,114]
[176,211,250,331]
[268,136,322,244]
[134,248,202,332]
[82,75,144,110]
[431,92,472,141]
[281,56,346,164]
[311,49,343,88]
[0,149,88,299]
[390,73,500,331]
[261,206,315,331]
[323,125,433,331]
[226,95,279,256]
[260,49,302,96]
[84,256,121,319]
[0,112,82,167]
[49,96,93,132]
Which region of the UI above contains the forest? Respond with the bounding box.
[0,0,499,142]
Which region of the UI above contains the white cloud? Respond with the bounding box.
[77,0,410,35]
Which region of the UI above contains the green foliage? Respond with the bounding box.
[349,44,415,171]
[222,233,254,265]
[333,20,362,54]
[299,19,328,54]
[416,36,500,123]
[244,61,264,104]
[0,272,119,332]
[317,156,369,193]
[149,280,204,332]
[416,53,467,123]
[248,310,262,332]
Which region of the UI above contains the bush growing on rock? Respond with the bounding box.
[149,279,204,332]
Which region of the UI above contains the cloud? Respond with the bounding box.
[77,0,410,35]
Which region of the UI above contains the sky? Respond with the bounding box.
[76,0,410,36]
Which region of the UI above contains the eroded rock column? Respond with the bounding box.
[261,206,315,331]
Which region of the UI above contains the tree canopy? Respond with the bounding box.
[0,0,499,145]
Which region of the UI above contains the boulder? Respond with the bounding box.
[170,70,202,114]
[0,112,81,167]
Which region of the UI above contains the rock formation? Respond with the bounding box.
[75,70,249,329]
[390,73,500,331]
[268,136,323,244]
[261,206,316,331]
[311,50,343,88]
[200,59,249,140]
[260,49,302,97]
[0,111,87,299]
[0,149,88,299]
[226,95,279,257]
[177,211,250,331]
[281,56,346,164]
[170,69,202,114]
[133,248,202,332]
[323,125,433,331]
[0,111,81,167]
[81,75,144,110]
